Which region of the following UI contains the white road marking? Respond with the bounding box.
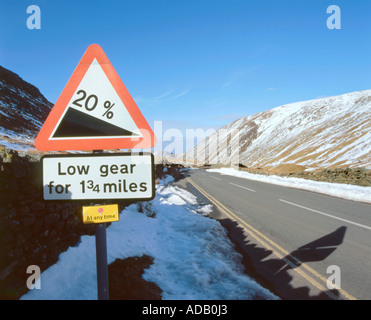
[210,176,222,181]
[279,199,371,231]
[229,182,256,192]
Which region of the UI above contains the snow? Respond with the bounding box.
[186,89,371,169]
[21,177,278,300]
[0,138,32,152]
[208,168,371,204]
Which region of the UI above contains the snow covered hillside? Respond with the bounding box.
[0,66,52,151]
[186,90,371,171]
[21,175,278,300]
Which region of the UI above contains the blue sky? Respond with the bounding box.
[1,0,371,151]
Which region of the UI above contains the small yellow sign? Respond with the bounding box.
[82,204,119,224]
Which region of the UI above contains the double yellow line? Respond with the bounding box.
[186,177,357,300]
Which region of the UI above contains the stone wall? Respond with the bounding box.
[0,149,183,299]
[0,149,110,299]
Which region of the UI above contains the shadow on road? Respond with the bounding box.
[218,219,347,300]
[280,226,347,269]
[177,171,348,300]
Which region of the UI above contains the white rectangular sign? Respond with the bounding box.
[42,153,154,201]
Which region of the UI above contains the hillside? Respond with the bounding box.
[0,66,52,151]
[186,90,371,172]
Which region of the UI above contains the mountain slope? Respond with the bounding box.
[186,90,371,171]
[0,66,52,150]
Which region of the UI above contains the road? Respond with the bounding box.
[175,168,371,300]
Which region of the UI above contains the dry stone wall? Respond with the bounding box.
[0,149,182,299]
[0,149,108,299]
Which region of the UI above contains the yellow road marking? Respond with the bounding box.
[186,177,357,300]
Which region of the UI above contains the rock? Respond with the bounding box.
[44,213,60,226]
[108,255,162,300]
[31,201,46,214]
[1,231,15,244]
[21,215,35,227]
[0,261,18,281]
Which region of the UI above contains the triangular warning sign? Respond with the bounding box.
[35,44,156,151]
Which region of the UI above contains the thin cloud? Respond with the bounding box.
[134,89,190,106]
[222,66,259,89]
[222,69,248,88]
[166,89,191,101]
[153,90,174,100]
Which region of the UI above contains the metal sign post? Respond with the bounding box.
[84,203,119,299]
[95,222,109,300]
[93,149,108,301]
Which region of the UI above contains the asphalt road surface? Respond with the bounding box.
[175,168,371,300]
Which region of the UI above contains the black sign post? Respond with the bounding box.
[93,149,109,301]
[95,222,109,300]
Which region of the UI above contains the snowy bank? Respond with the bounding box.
[21,177,277,300]
[208,168,371,204]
